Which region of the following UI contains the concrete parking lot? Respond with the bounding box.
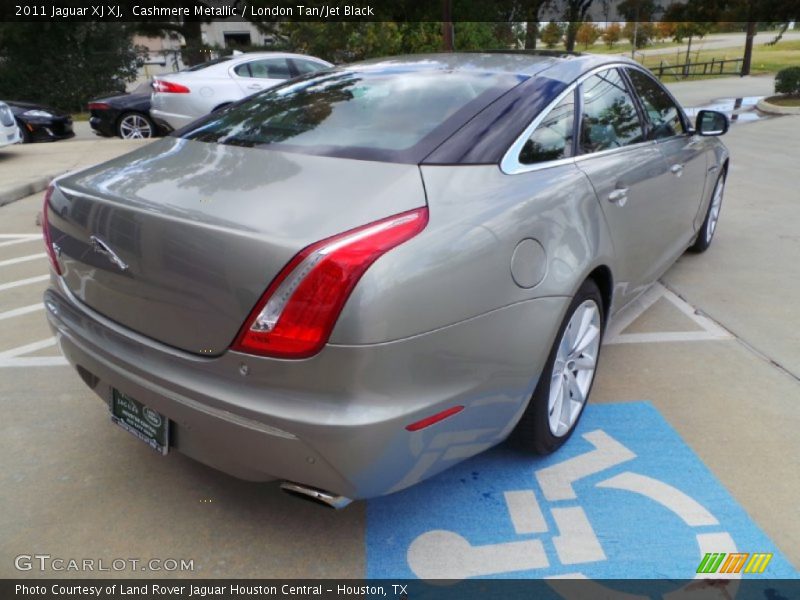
[1,80,798,580]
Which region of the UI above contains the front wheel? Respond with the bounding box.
[16,119,31,143]
[512,279,605,455]
[689,171,725,253]
[117,112,155,139]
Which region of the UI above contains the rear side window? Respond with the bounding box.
[180,69,521,160]
[236,59,292,80]
[626,69,685,139]
[292,59,328,75]
[519,92,575,164]
[579,68,645,154]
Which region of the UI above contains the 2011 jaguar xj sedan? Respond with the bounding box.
[43,53,729,507]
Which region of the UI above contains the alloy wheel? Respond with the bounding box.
[547,300,601,437]
[119,114,153,139]
[706,178,724,243]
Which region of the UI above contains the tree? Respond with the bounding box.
[602,22,622,48]
[562,0,595,51]
[617,0,660,52]
[540,21,565,48]
[622,21,656,49]
[576,22,600,49]
[279,22,514,64]
[0,23,141,112]
[655,21,677,42]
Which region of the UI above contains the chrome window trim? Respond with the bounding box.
[501,62,669,175]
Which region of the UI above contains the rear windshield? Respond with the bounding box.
[179,68,524,162]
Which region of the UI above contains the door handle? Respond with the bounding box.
[608,188,629,206]
[246,84,262,90]
[670,163,684,176]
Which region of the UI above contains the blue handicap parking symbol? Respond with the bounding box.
[366,402,797,581]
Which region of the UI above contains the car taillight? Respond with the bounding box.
[42,185,62,276]
[87,102,110,110]
[152,80,190,94]
[232,207,428,359]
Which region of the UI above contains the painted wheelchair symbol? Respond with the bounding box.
[407,429,741,589]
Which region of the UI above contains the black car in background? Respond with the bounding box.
[88,82,165,139]
[3,101,74,142]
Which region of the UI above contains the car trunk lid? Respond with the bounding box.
[47,137,426,355]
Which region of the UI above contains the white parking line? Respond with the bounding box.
[0,337,67,368]
[605,282,732,344]
[0,234,40,239]
[0,253,47,268]
[0,356,68,368]
[0,303,44,321]
[0,237,40,249]
[0,274,50,292]
[0,337,57,358]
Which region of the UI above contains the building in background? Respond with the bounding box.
[132,22,275,87]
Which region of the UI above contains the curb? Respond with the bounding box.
[756,98,800,115]
[0,174,57,207]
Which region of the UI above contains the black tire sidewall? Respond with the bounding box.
[513,279,605,455]
[690,171,725,253]
[16,119,31,143]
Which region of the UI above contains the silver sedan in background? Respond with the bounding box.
[43,53,729,507]
[0,102,21,147]
[150,51,332,131]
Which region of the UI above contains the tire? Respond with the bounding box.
[116,112,155,139]
[512,279,605,455]
[16,119,31,143]
[689,171,725,253]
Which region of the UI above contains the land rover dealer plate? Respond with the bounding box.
[111,389,169,455]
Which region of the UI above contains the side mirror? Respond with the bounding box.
[696,110,729,136]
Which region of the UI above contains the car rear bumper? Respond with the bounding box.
[0,125,20,146]
[89,116,115,137]
[44,278,567,499]
[150,108,190,132]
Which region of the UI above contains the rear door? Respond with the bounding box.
[574,67,676,305]
[625,67,708,247]
[232,57,292,95]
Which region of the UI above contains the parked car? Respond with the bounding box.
[150,52,332,131]
[3,101,74,142]
[0,102,22,147]
[88,82,166,139]
[43,53,729,506]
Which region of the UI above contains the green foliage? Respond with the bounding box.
[0,23,141,112]
[622,22,655,48]
[576,22,601,49]
[280,22,514,63]
[541,22,565,49]
[775,66,800,95]
[602,23,622,48]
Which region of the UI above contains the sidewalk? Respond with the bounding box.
[0,136,152,206]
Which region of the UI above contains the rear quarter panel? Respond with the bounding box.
[331,163,614,345]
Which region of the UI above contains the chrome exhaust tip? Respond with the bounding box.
[280,481,352,510]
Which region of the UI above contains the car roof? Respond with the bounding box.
[347,52,640,83]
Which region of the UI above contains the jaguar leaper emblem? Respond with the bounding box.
[89,235,129,271]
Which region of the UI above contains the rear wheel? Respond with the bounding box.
[689,171,725,253]
[117,112,154,139]
[512,279,605,455]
